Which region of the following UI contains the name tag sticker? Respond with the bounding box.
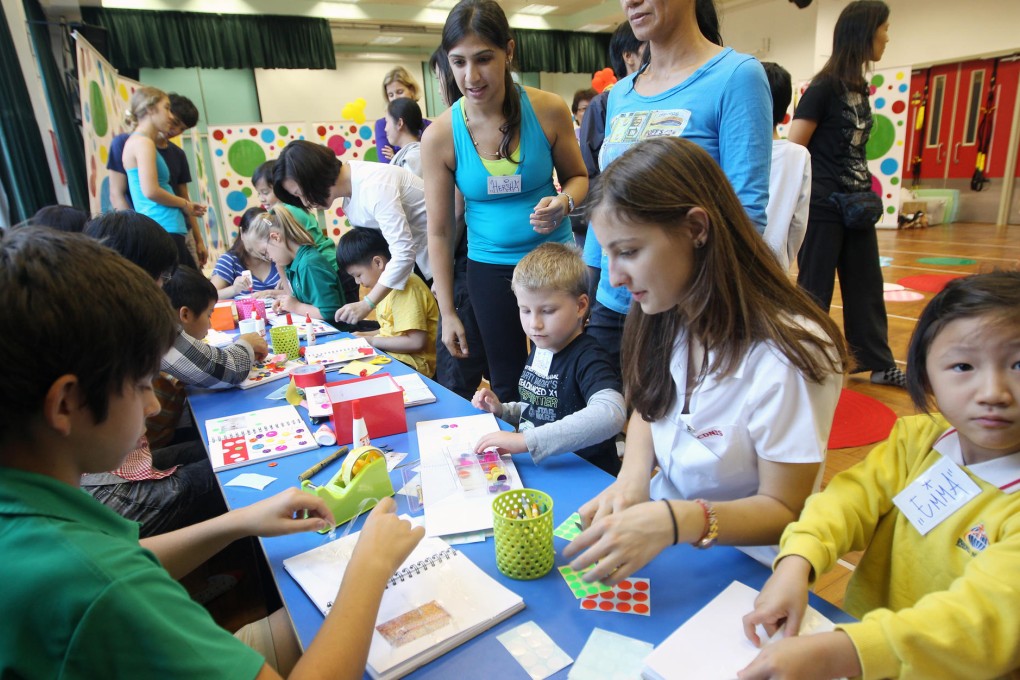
[530,349,553,378]
[893,456,982,536]
[487,175,522,195]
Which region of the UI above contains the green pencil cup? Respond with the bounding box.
[492,489,554,580]
[270,325,300,359]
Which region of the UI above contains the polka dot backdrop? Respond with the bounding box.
[75,36,125,214]
[310,121,380,238]
[208,122,306,241]
[209,121,380,243]
[189,131,226,253]
[866,68,911,228]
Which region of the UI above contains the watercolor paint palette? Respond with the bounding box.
[304,338,377,366]
[205,405,319,471]
[239,356,306,390]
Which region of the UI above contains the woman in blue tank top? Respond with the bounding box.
[423,0,588,402]
[121,86,206,270]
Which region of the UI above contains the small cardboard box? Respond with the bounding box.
[211,301,236,331]
[326,373,407,445]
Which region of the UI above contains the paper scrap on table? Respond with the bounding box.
[224,473,277,490]
[445,530,491,545]
[205,329,234,347]
[568,628,652,680]
[641,581,838,680]
[558,564,613,599]
[497,620,573,680]
[266,384,290,400]
[580,577,650,616]
[338,360,383,377]
[554,512,584,541]
[384,451,408,471]
[396,472,421,497]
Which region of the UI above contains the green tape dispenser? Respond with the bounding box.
[301,445,396,532]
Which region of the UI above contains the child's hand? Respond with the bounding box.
[232,274,252,294]
[275,294,296,313]
[530,194,569,234]
[182,201,207,218]
[239,333,269,360]
[381,145,395,160]
[742,555,813,647]
[235,487,335,537]
[576,474,650,529]
[471,388,503,417]
[350,497,424,575]
[561,501,674,586]
[336,300,371,325]
[738,631,861,680]
[474,431,526,454]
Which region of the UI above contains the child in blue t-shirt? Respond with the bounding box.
[210,206,281,299]
[471,243,626,475]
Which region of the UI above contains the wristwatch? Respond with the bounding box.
[562,192,575,214]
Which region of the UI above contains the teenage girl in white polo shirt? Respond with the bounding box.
[564,137,847,583]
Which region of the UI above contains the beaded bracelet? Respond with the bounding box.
[364,296,376,311]
[662,499,679,545]
[692,498,719,549]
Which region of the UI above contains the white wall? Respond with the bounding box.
[255,56,428,123]
[723,0,1020,84]
[540,71,597,114]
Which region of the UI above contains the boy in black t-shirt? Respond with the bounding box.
[472,243,626,475]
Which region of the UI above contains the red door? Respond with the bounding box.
[919,63,960,184]
[947,59,996,179]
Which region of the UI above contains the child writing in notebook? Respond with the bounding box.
[243,209,345,322]
[471,242,626,476]
[0,228,425,679]
[740,271,1020,680]
[336,227,438,377]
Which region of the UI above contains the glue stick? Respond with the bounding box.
[305,313,316,346]
[351,399,371,447]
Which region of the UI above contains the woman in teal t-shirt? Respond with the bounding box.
[121,86,206,269]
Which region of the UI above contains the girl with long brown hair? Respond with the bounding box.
[564,137,847,582]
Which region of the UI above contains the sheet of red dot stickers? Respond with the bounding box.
[580,578,651,616]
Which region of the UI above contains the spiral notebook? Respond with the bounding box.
[204,405,319,471]
[284,530,525,680]
[304,337,378,366]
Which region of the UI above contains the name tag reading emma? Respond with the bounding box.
[893,456,982,536]
[487,175,522,195]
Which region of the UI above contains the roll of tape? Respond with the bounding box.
[340,446,383,486]
[291,364,326,388]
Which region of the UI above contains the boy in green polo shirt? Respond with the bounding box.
[0,229,423,678]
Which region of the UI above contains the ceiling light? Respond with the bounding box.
[517,4,559,15]
[370,36,404,45]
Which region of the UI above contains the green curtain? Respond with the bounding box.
[23,0,89,213]
[514,28,610,75]
[79,8,336,71]
[0,5,57,224]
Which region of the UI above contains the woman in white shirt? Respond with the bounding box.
[564,137,847,583]
[386,98,425,179]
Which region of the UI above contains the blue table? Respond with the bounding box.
[190,340,850,678]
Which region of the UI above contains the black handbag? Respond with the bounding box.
[829,191,884,230]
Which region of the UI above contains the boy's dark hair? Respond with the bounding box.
[273,141,341,210]
[387,98,425,139]
[762,62,793,127]
[252,159,276,188]
[608,22,643,79]
[168,93,199,129]
[0,229,177,441]
[84,211,178,280]
[29,205,90,232]
[164,265,217,316]
[336,227,390,270]
[906,271,1020,413]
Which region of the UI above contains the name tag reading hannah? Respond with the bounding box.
[487,175,522,195]
[893,456,982,536]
